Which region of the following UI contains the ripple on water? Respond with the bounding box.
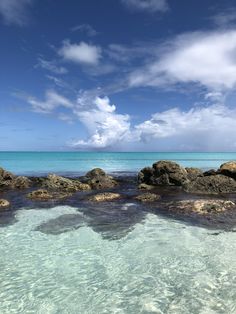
[0,206,236,314]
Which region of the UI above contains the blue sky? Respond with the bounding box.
[1,0,236,151]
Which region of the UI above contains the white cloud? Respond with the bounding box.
[27,90,74,114]
[71,24,98,37]
[129,30,236,91]
[0,0,33,25]
[36,58,68,74]
[71,94,131,149]
[121,0,168,13]
[59,41,102,65]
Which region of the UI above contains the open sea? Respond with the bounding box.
[0,152,236,313]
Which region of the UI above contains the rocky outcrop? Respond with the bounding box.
[27,189,53,200]
[220,161,236,179]
[88,192,121,202]
[41,174,91,192]
[0,199,10,209]
[135,193,160,202]
[183,174,236,194]
[138,161,189,186]
[186,167,203,181]
[84,168,118,190]
[0,167,31,189]
[166,199,236,215]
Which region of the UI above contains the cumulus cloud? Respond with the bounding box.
[129,30,236,92]
[27,90,74,113]
[0,0,33,25]
[71,94,131,149]
[59,41,102,65]
[121,0,168,13]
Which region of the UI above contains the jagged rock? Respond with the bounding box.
[183,174,236,194]
[220,161,236,179]
[27,189,53,200]
[12,176,31,189]
[0,199,10,209]
[135,192,160,202]
[138,161,189,186]
[88,192,121,202]
[42,174,90,192]
[166,199,236,214]
[138,183,155,190]
[84,168,118,190]
[186,167,203,181]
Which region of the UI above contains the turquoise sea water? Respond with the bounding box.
[1,152,236,175]
[1,152,236,313]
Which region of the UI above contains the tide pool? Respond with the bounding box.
[1,152,236,175]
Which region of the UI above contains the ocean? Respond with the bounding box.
[1,151,236,175]
[0,152,236,313]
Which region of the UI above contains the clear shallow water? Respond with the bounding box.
[0,206,236,314]
[1,152,236,175]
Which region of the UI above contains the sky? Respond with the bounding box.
[1,0,236,151]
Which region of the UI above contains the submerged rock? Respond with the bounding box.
[88,192,121,202]
[0,199,10,209]
[183,174,236,194]
[220,161,236,179]
[166,199,236,215]
[135,192,160,202]
[84,168,118,190]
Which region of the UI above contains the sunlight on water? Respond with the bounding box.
[0,206,236,313]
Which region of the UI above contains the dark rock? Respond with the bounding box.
[84,168,118,190]
[135,192,161,202]
[88,192,121,202]
[183,174,236,194]
[203,169,219,176]
[186,167,203,181]
[219,161,236,179]
[139,161,189,186]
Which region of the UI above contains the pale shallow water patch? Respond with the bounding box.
[0,206,236,313]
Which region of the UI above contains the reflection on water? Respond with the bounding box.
[0,206,236,313]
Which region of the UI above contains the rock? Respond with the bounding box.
[138,161,189,186]
[220,161,236,179]
[0,167,15,188]
[203,169,219,176]
[186,167,203,181]
[184,174,236,194]
[12,176,31,189]
[0,199,10,209]
[135,192,160,202]
[88,192,121,202]
[138,183,155,190]
[42,174,90,192]
[166,199,236,215]
[84,168,118,190]
[27,189,53,200]
[138,167,154,184]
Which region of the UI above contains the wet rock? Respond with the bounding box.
[138,183,155,190]
[27,189,53,200]
[220,161,236,179]
[203,169,219,176]
[88,192,121,202]
[0,167,31,189]
[42,174,90,192]
[0,199,10,209]
[135,192,161,202]
[84,168,118,190]
[183,174,236,194]
[166,199,236,215]
[138,161,189,186]
[186,167,203,181]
